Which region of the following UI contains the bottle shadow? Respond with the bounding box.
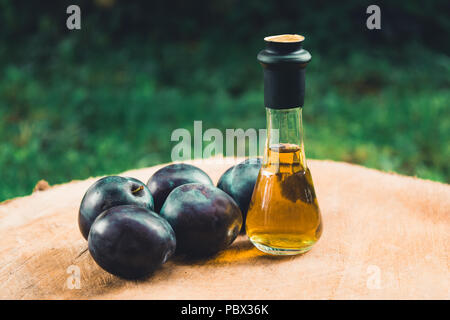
[171,235,305,266]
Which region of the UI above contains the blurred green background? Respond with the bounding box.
[0,0,449,201]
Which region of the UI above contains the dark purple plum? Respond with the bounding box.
[160,183,242,258]
[217,158,262,233]
[79,176,154,239]
[88,205,176,279]
[147,163,213,213]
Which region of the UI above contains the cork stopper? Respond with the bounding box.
[264,34,305,43]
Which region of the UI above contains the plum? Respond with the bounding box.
[147,163,213,213]
[88,205,176,279]
[217,158,262,233]
[160,183,242,257]
[79,176,154,239]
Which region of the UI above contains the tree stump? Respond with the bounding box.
[0,158,448,299]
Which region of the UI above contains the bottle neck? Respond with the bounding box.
[264,107,306,171]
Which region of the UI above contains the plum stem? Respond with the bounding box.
[75,246,88,260]
[132,185,144,194]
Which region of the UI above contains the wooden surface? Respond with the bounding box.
[0,158,449,300]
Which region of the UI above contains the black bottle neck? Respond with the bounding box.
[257,35,311,109]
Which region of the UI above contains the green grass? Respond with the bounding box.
[0,40,449,201]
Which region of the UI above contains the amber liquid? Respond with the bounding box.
[246,143,322,255]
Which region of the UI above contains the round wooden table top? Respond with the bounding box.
[0,158,448,299]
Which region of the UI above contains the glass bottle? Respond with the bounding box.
[246,34,322,255]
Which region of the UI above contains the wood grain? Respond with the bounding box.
[0,158,448,300]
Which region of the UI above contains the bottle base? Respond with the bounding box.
[250,238,314,256]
